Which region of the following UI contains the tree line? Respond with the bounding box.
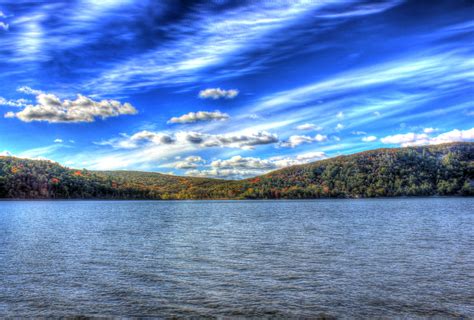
[0,142,472,199]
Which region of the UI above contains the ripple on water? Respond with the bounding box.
[0,198,473,318]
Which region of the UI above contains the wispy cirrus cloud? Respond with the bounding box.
[0,97,30,108]
[17,86,43,95]
[80,0,403,93]
[296,123,323,131]
[1,1,473,178]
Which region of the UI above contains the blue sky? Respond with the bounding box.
[0,0,473,179]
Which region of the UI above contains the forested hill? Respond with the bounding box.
[0,142,472,199]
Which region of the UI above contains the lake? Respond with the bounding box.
[0,198,473,318]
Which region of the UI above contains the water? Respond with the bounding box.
[0,198,473,318]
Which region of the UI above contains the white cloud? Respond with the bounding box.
[185,168,256,179]
[381,128,474,146]
[174,155,205,169]
[212,155,276,170]
[186,151,327,179]
[296,123,322,131]
[0,150,12,156]
[352,131,367,135]
[296,151,327,161]
[270,151,327,167]
[423,127,438,133]
[182,130,279,149]
[54,139,63,143]
[198,88,239,99]
[0,22,8,31]
[0,97,30,108]
[125,131,175,148]
[5,92,137,123]
[380,132,429,146]
[17,86,43,95]
[335,123,344,131]
[102,130,279,150]
[362,135,377,142]
[280,134,327,148]
[168,110,229,124]
[430,128,474,144]
[281,135,313,148]
[336,111,344,119]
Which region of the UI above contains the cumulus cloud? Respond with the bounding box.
[54,139,63,143]
[380,132,428,146]
[198,88,239,99]
[270,151,327,167]
[296,151,327,161]
[174,155,205,169]
[335,123,345,131]
[183,130,278,149]
[430,128,474,144]
[362,135,377,142]
[186,151,327,179]
[129,131,175,147]
[168,110,229,124]
[381,128,474,147]
[423,127,438,133]
[102,130,279,150]
[296,123,323,131]
[280,134,327,148]
[185,168,255,179]
[5,92,138,123]
[212,155,276,170]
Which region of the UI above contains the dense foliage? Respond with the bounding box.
[0,142,472,199]
[241,142,473,198]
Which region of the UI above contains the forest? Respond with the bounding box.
[0,142,472,199]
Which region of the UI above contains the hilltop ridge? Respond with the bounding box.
[0,142,472,199]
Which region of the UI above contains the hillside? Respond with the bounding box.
[0,142,472,199]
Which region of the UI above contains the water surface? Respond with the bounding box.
[0,198,473,318]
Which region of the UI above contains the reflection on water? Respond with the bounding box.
[0,198,473,318]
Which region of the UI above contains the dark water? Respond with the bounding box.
[0,199,473,318]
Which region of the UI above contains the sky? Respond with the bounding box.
[0,0,473,179]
